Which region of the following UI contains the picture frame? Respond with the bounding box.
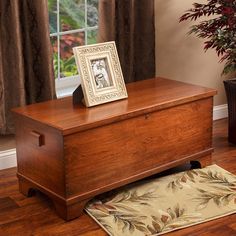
[73,41,128,107]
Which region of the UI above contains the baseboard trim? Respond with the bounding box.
[0,149,17,170]
[0,104,229,171]
[213,104,228,121]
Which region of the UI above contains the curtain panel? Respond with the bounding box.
[0,0,55,134]
[98,0,155,83]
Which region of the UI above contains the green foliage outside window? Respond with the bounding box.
[48,0,98,78]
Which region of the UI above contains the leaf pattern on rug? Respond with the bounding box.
[167,170,198,192]
[87,190,157,234]
[110,190,157,205]
[86,165,236,236]
[113,212,149,234]
[86,207,114,235]
[88,204,149,235]
[194,187,236,210]
[147,204,202,234]
[198,170,236,186]
[88,189,157,213]
[191,169,236,210]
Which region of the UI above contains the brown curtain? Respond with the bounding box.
[98,0,155,83]
[0,0,55,134]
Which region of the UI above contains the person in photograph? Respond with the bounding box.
[91,59,111,89]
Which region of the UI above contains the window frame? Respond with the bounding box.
[49,0,98,98]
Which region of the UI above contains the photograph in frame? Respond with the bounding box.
[73,41,128,107]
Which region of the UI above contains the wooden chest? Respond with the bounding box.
[12,77,217,220]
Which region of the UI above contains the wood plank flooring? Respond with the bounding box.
[0,118,236,235]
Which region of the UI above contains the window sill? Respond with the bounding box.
[56,76,81,98]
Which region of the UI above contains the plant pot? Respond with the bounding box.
[224,79,236,144]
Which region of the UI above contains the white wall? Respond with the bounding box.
[155,0,233,105]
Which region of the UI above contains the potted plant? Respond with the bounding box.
[180,0,236,144]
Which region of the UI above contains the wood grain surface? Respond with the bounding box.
[64,98,213,199]
[0,119,235,235]
[12,77,217,135]
[12,77,217,220]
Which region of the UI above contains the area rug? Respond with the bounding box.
[85,165,236,236]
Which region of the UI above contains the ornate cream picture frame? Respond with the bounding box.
[73,41,128,107]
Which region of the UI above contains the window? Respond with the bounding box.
[48,0,99,97]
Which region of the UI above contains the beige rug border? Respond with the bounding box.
[85,164,236,236]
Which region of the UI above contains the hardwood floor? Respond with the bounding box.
[0,118,236,236]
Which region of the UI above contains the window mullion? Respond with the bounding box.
[85,0,88,45]
[50,26,98,37]
[57,0,60,80]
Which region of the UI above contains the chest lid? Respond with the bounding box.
[12,77,217,135]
